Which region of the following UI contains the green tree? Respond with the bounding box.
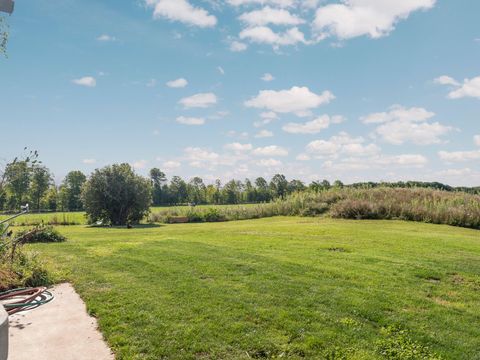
[149,168,167,205]
[287,179,305,194]
[187,177,206,204]
[44,186,58,211]
[61,171,87,211]
[269,174,288,199]
[4,161,31,210]
[255,177,270,202]
[29,166,52,211]
[81,164,152,226]
[169,176,188,205]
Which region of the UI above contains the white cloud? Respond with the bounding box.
[361,105,434,124]
[72,76,96,87]
[96,34,116,42]
[447,76,480,100]
[228,0,295,7]
[162,160,181,170]
[133,160,148,170]
[434,75,459,86]
[282,115,344,134]
[261,73,275,82]
[176,116,205,125]
[224,143,253,152]
[254,130,274,138]
[239,6,304,26]
[245,86,334,116]
[362,105,452,145]
[179,93,217,108]
[255,158,282,167]
[475,135,480,146]
[253,145,288,157]
[313,0,436,40]
[82,159,97,164]
[145,0,217,28]
[323,153,428,172]
[439,150,480,162]
[239,26,308,47]
[230,41,248,52]
[166,78,188,88]
[306,132,380,158]
[296,153,311,161]
[218,66,225,75]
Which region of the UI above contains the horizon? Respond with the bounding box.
[1,0,479,186]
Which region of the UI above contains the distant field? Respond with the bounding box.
[0,204,259,226]
[32,217,480,359]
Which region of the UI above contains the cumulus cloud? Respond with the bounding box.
[252,145,288,157]
[145,0,217,28]
[438,150,480,162]
[133,160,148,169]
[230,41,248,52]
[434,75,459,86]
[179,93,217,108]
[228,0,295,7]
[166,78,188,88]
[245,86,335,116]
[162,160,181,170]
[446,76,480,100]
[261,73,275,82]
[176,116,205,125]
[282,115,344,134]
[362,105,452,145]
[306,132,380,158]
[72,76,96,87]
[224,143,253,152]
[313,0,436,40]
[254,130,274,138]
[239,7,304,26]
[255,158,283,167]
[239,26,308,47]
[475,135,480,146]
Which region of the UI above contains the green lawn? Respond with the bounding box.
[0,204,259,226]
[30,217,480,359]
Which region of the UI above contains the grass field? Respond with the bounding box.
[29,217,480,359]
[0,204,259,226]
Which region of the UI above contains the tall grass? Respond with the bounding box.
[148,188,480,230]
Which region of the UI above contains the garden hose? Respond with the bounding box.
[0,287,54,315]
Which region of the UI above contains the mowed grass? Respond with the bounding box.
[30,218,480,359]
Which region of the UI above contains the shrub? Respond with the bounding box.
[82,163,152,226]
[17,225,66,243]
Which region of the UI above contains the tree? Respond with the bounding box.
[255,177,270,202]
[81,164,152,226]
[29,166,52,211]
[0,16,8,57]
[4,161,31,210]
[60,171,87,211]
[187,177,206,204]
[288,179,305,194]
[270,174,288,199]
[149,168,167,205]
[169,176,188,204]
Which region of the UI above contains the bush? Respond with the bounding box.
[82,163,152,226]
[17,225,66,243]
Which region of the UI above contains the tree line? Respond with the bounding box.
[1,157,478,213]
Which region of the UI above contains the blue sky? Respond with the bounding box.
[1,0,479,185]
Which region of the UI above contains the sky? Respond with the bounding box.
[1,0,479,186]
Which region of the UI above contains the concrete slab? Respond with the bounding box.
[8,283,114,360]
[0,305,7,360]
